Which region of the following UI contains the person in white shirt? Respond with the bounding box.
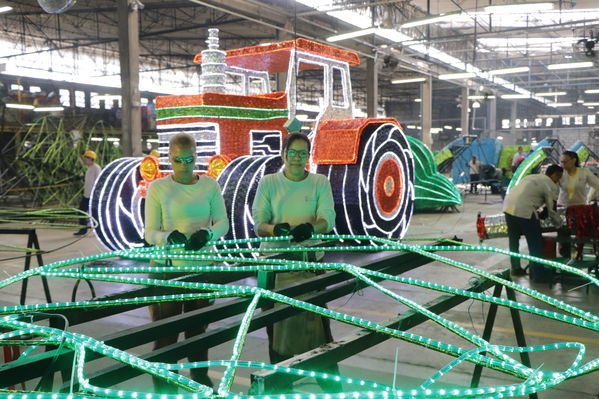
[511,146,526,173]
[144,132,229,391]
[468,155,481,194]
[74,150,102,235]
[503,164,563,281]
[558,150,599,207]
[252,132,340,390]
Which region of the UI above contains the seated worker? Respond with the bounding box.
[503,164,564,281]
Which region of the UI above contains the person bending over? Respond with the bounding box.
[503,164,563,281]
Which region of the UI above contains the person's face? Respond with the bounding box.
[283,139,309,172]
[169,145,196,177]
[560,155,575,168]
[82,156,94,166]
[550,172,563,183]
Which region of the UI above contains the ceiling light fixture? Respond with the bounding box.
[468,95,496,100]
[583,102,599,106]
[327,27,376,42]
[535,91,567,97]
[584,89,599,94]
[439,72,477,80]
[501,94,530,99]
[5,103,34,110]
[548,102,572,107]
[391,77,426,84]
[547,61,594,70]
[400,13,458,29]
[376,28,411,43]
[414,98,422,102]
[0,6,12,13]
[327,27,410,43]
[34,106,65,112]
[484,2,553,14]
[472,101,481,108]
[488,66,530,75]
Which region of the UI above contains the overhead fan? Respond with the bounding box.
[37,0,76,13]
[577,30,598,57]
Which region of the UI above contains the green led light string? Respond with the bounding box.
[5,239,596,332]
[14,259,599,335]
[122,235,599,323]
[343,268,540,379]
[58,260,599,331]
[0,208,97,230]
[7,260,598,380]
[218,293,262,394]
[1,313,597,399]
[1,235,598,398]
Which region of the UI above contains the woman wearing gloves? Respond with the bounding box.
[252,132,340,390]
[144,132,229,391]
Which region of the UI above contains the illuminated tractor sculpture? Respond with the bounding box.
[90,37,415,251]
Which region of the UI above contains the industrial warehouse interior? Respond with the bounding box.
[0,1,598,399]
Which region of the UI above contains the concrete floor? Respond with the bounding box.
[1,188,598,398]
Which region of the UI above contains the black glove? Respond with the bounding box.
[273,223,291,236]
[290,223,313,242]
[186,229,211,250]
[167,230,187,245]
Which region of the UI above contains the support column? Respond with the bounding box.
[421,76,432,148]
[366,57,378,118]
[488,97,497,138]
[460,87,469,136]
[510,101,517,139]
[117,0,142,157]
[69,87,76,110]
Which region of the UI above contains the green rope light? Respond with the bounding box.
[0,208,96,230]
[0,234,598,398]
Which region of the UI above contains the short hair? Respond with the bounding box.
[169,133,196,152]
[282,132,311,155]
[562,150,580,167]
[545,164,563,176]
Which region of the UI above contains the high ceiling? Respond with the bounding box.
[1,0,599,117]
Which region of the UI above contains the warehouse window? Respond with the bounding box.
[60,89,70,107]
[75,90,85,108]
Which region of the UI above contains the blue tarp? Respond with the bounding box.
[452,138,503,184]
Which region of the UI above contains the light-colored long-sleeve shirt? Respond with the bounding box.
[558,167,599,207]
[144,175,229,265]
[252,172,335,249]
[503,173,562,227]
[84,163,102,198]
[468,160,480,174]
